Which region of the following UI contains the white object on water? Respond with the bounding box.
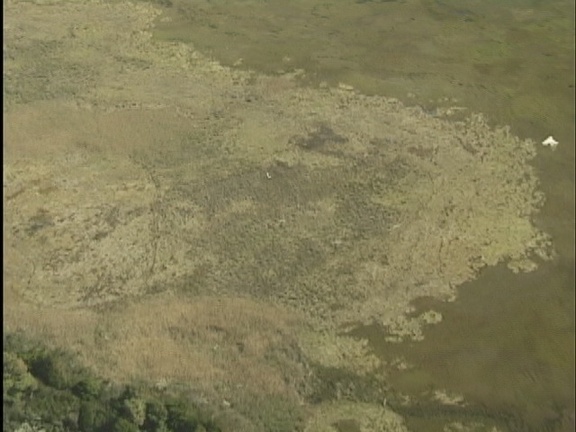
[542,136,559,149]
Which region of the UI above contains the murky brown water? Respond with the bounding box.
[353,259,575,431]
[152,0,574,430]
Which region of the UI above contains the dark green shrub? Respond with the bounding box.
[108,417,140,432]
[78,401,108,432]
[4,333,221,432]
[72,378,102,400]
[3,351,38,403]
[122,397,146,426]
[166,402,199,432]
[111,386,146,426]
[143,399,168,432]
[28,353,70,390]
[27,386,78,424]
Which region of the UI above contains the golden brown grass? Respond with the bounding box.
[4,290,309,402]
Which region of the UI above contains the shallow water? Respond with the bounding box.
[354,259,575,431]
[153,0,575,429]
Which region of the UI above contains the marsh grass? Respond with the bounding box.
[3,1,557,430]
[4,293,311,431]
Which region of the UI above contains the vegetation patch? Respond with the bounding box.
[4,332,221,432]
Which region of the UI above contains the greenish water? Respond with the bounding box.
[152,0,574,430]
[353,260,575,431]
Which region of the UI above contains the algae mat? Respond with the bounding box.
[3,0,556,430]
